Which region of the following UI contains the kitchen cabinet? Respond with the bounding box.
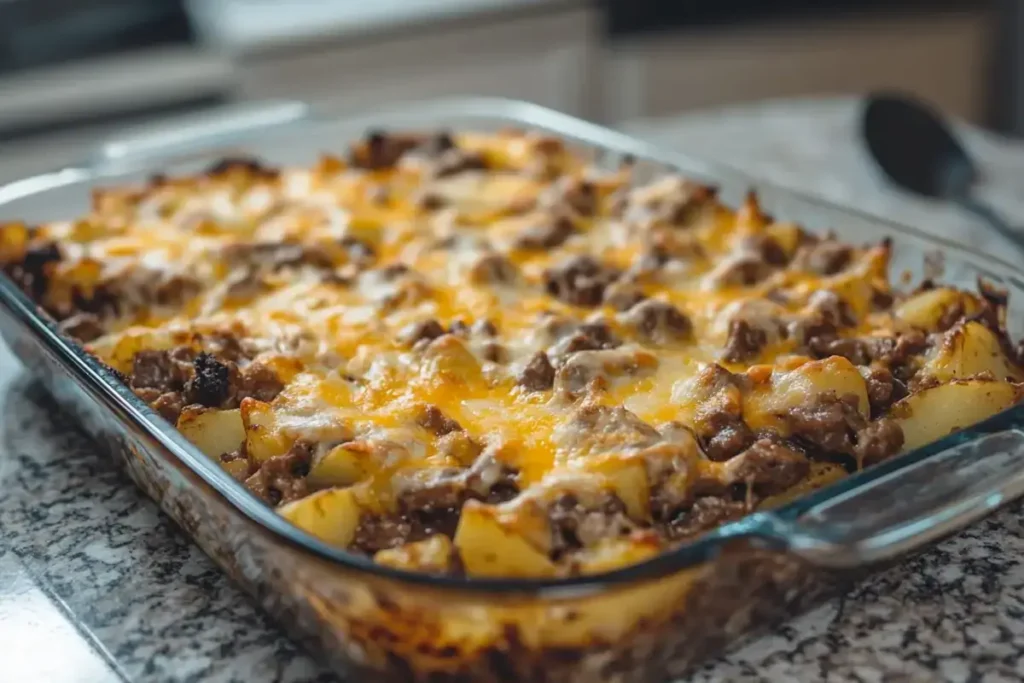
[602,9,993,124]
[0,3,1005,188]
[234,4,598,119]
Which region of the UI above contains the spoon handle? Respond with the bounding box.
[954,195,1024,253]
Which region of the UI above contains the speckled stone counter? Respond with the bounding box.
[3,98,1024,683]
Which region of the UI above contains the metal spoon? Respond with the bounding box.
[861,92,1024,251]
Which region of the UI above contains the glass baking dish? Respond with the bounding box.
[2,97,1024,683]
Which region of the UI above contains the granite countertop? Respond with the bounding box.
[3,98,1024,683]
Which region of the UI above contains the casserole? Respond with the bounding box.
[2,98,1024,682]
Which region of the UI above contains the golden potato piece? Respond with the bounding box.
[102,328,175,372]
[279,487,361,547]
[671,363,745,430]
[240,398,289,463]
[572,536,661,575]
[924,321,1023,383]
[419,335,482,385]
[454,500,557,578]
[177,407,245,459]
[586,456,650,522]
[0,222,30,263]
[374,535,456,573]
[308,443,365,488]
[745,356,868,432]
[895,287,981,331]
[892,379,1022,451]
[765,222,806,258]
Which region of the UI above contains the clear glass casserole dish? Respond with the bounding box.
[2,98,1024,682]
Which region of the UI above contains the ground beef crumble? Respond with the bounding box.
[700,411,755,462]
[808,331,929,381]
[127,344,284,423]
[3,241,62,298]
[183,352,231,407]
[722,319,769,363]
[543,255,620,307]
[416,405,463,436]
[621,299,692,343]
[517,352,556,391]
[548,494,636,558]
[512,213,576,250]
[786,392,904,468]
[244,442,311,505]
[666,497,749,540]
[726,438,810,496]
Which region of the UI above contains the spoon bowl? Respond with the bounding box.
[861,91,1022,251]
[862,92,977,199]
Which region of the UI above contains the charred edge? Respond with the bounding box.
[205,156,280,180]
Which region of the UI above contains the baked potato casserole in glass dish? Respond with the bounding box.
[3,125,1022,580]
[4,99,1024,683]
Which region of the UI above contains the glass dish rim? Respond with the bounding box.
[1,95,1022,596]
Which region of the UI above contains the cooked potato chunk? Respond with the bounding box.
[177,407,245,459]
[892,379,1022,451]
[454,500,557,578]
[745,356,869,432]
[241,397,289,463]
[0,222,30,262]
[279,487,361,546]
[572,536,661,575]
[895,287,981,331]
[586,457,650,522]
[308,443,365,488]
[419,335,482,385]
[374,535,456,573]
[102,328,175,372]
[923,321,1023,383]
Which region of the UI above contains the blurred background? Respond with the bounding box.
[0,0,1015,181]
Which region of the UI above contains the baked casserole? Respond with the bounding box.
[2,128,1022,579]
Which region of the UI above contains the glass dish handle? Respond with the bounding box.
[758,428,1024,568]
[87,99,310,169]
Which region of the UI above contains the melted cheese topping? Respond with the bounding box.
[6,129,1019,579]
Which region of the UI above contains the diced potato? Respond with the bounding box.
[745,356,868,432]
[895,287,981,331]
[67,218,117,242]
[587,456,650,522]
[892,379,1022,451]
[241,397,289,463]
[820,246,890,319]
[828,275,877,321]
[433,173,541,222]
[923,321,1023,382]
[671,363,745,429]
[419,335,481,385]
[572,536,662,575]
[765,222,806,258]
[307,443,366,488]
[221,459,250,480]
[374,535,455,573]
[177,407,245,459]
[279,487,361,547]
[58,258,104,288]
[454,500,558,578]
[104,328,175,372]
[0,222,30,262]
